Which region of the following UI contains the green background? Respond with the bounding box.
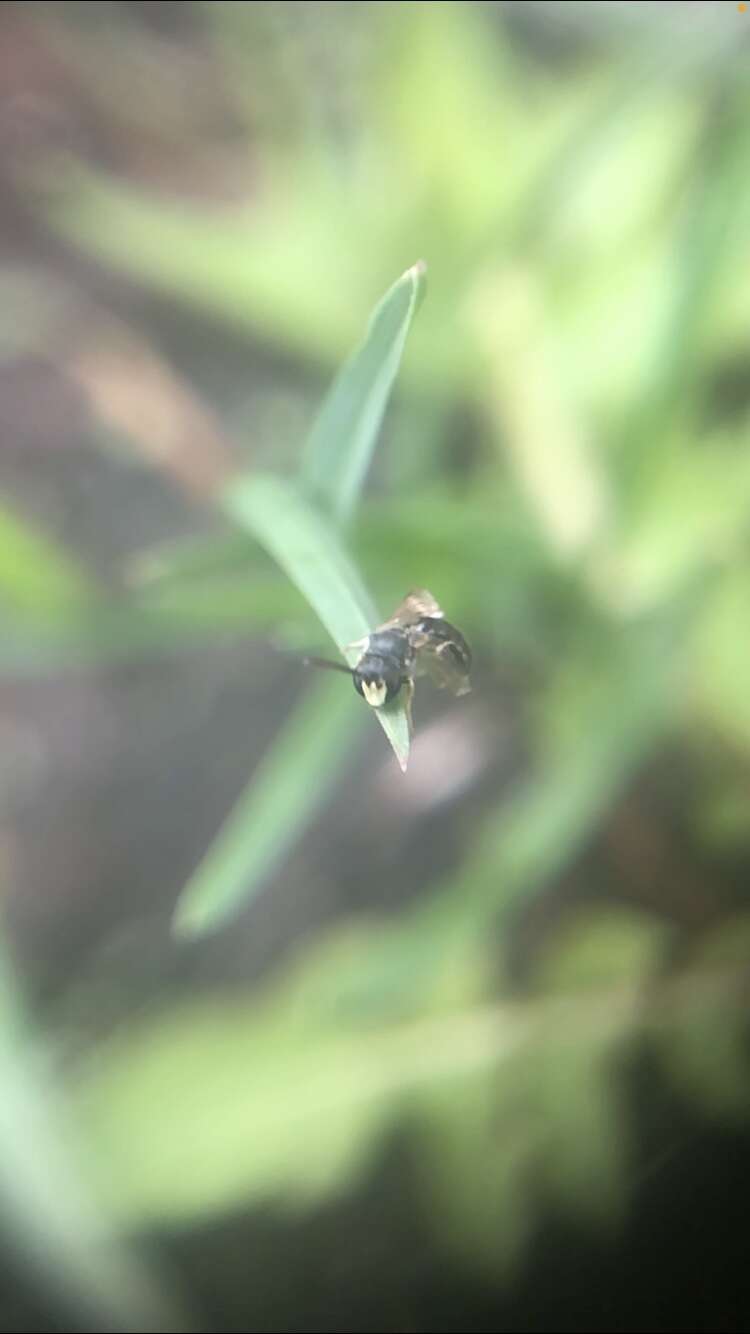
[1,3,749,1330]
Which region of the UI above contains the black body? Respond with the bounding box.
[298,589,471,717]
[352,628,414,704]
[352,618,471,705]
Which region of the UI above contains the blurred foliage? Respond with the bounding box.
[0,938,191,1332]
[2,1,750,1327]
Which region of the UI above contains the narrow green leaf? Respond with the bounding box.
[0,502,96,615]
[0,585,303,675]
[126,530,258,587]
[70,986,532,1227]
[222,473,411,770]
[301,259,426,523]
[173,676,363,937]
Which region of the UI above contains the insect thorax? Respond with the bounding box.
[361,628,413,669]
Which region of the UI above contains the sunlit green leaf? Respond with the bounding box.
[69,984,531,1226]
[0,502,96,615]
[301,260,426,523]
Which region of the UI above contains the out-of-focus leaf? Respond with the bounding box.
[127,531,259,587]
[417,993,634,1269]
[223,474,410,770]
[302,622,682,1024]
[534,907,667,994]
[0,584,303,674]
[532,1018,629,1226]
[469,264,608,559]
[690,567,750,753]
[173,675,363,937]
[689,913,750,969]
[588,439,750,615]
[0,502,96,615]
[74,1018,388,1224]
[617,103,750,489]
[540,92,697,268]
[301,260,426,523]
[69,983,530,1227]
[68,950,658,1242]
[0,935,190,1332]
[134,573,306,630]
[43,164,378,371]
[655,973,750,1124]
[462,626,675,924]
[413,1071,535,1281]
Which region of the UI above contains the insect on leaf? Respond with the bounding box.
[222,474,411,771]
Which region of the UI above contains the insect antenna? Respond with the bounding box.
[300,654,354,677]
[269,637,356,677]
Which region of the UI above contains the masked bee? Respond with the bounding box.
[303,589,471,735]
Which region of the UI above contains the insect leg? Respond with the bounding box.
[402,676,415,741]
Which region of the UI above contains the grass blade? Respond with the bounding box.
[301,260,426,523]
[173,675,363,936]
[223,473,411,770]
[126,531,258,587]
[0,502,96,615]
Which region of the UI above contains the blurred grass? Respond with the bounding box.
[174,673,363,936]
[301,259,426,522]
[0,935,191,1332]
[0,501,97,616]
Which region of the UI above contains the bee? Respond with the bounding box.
[303,589,471,735]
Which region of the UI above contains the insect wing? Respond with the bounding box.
[377,587,444,631]
[411,618,472,696]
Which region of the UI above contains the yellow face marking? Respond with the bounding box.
[361,679,387,708]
